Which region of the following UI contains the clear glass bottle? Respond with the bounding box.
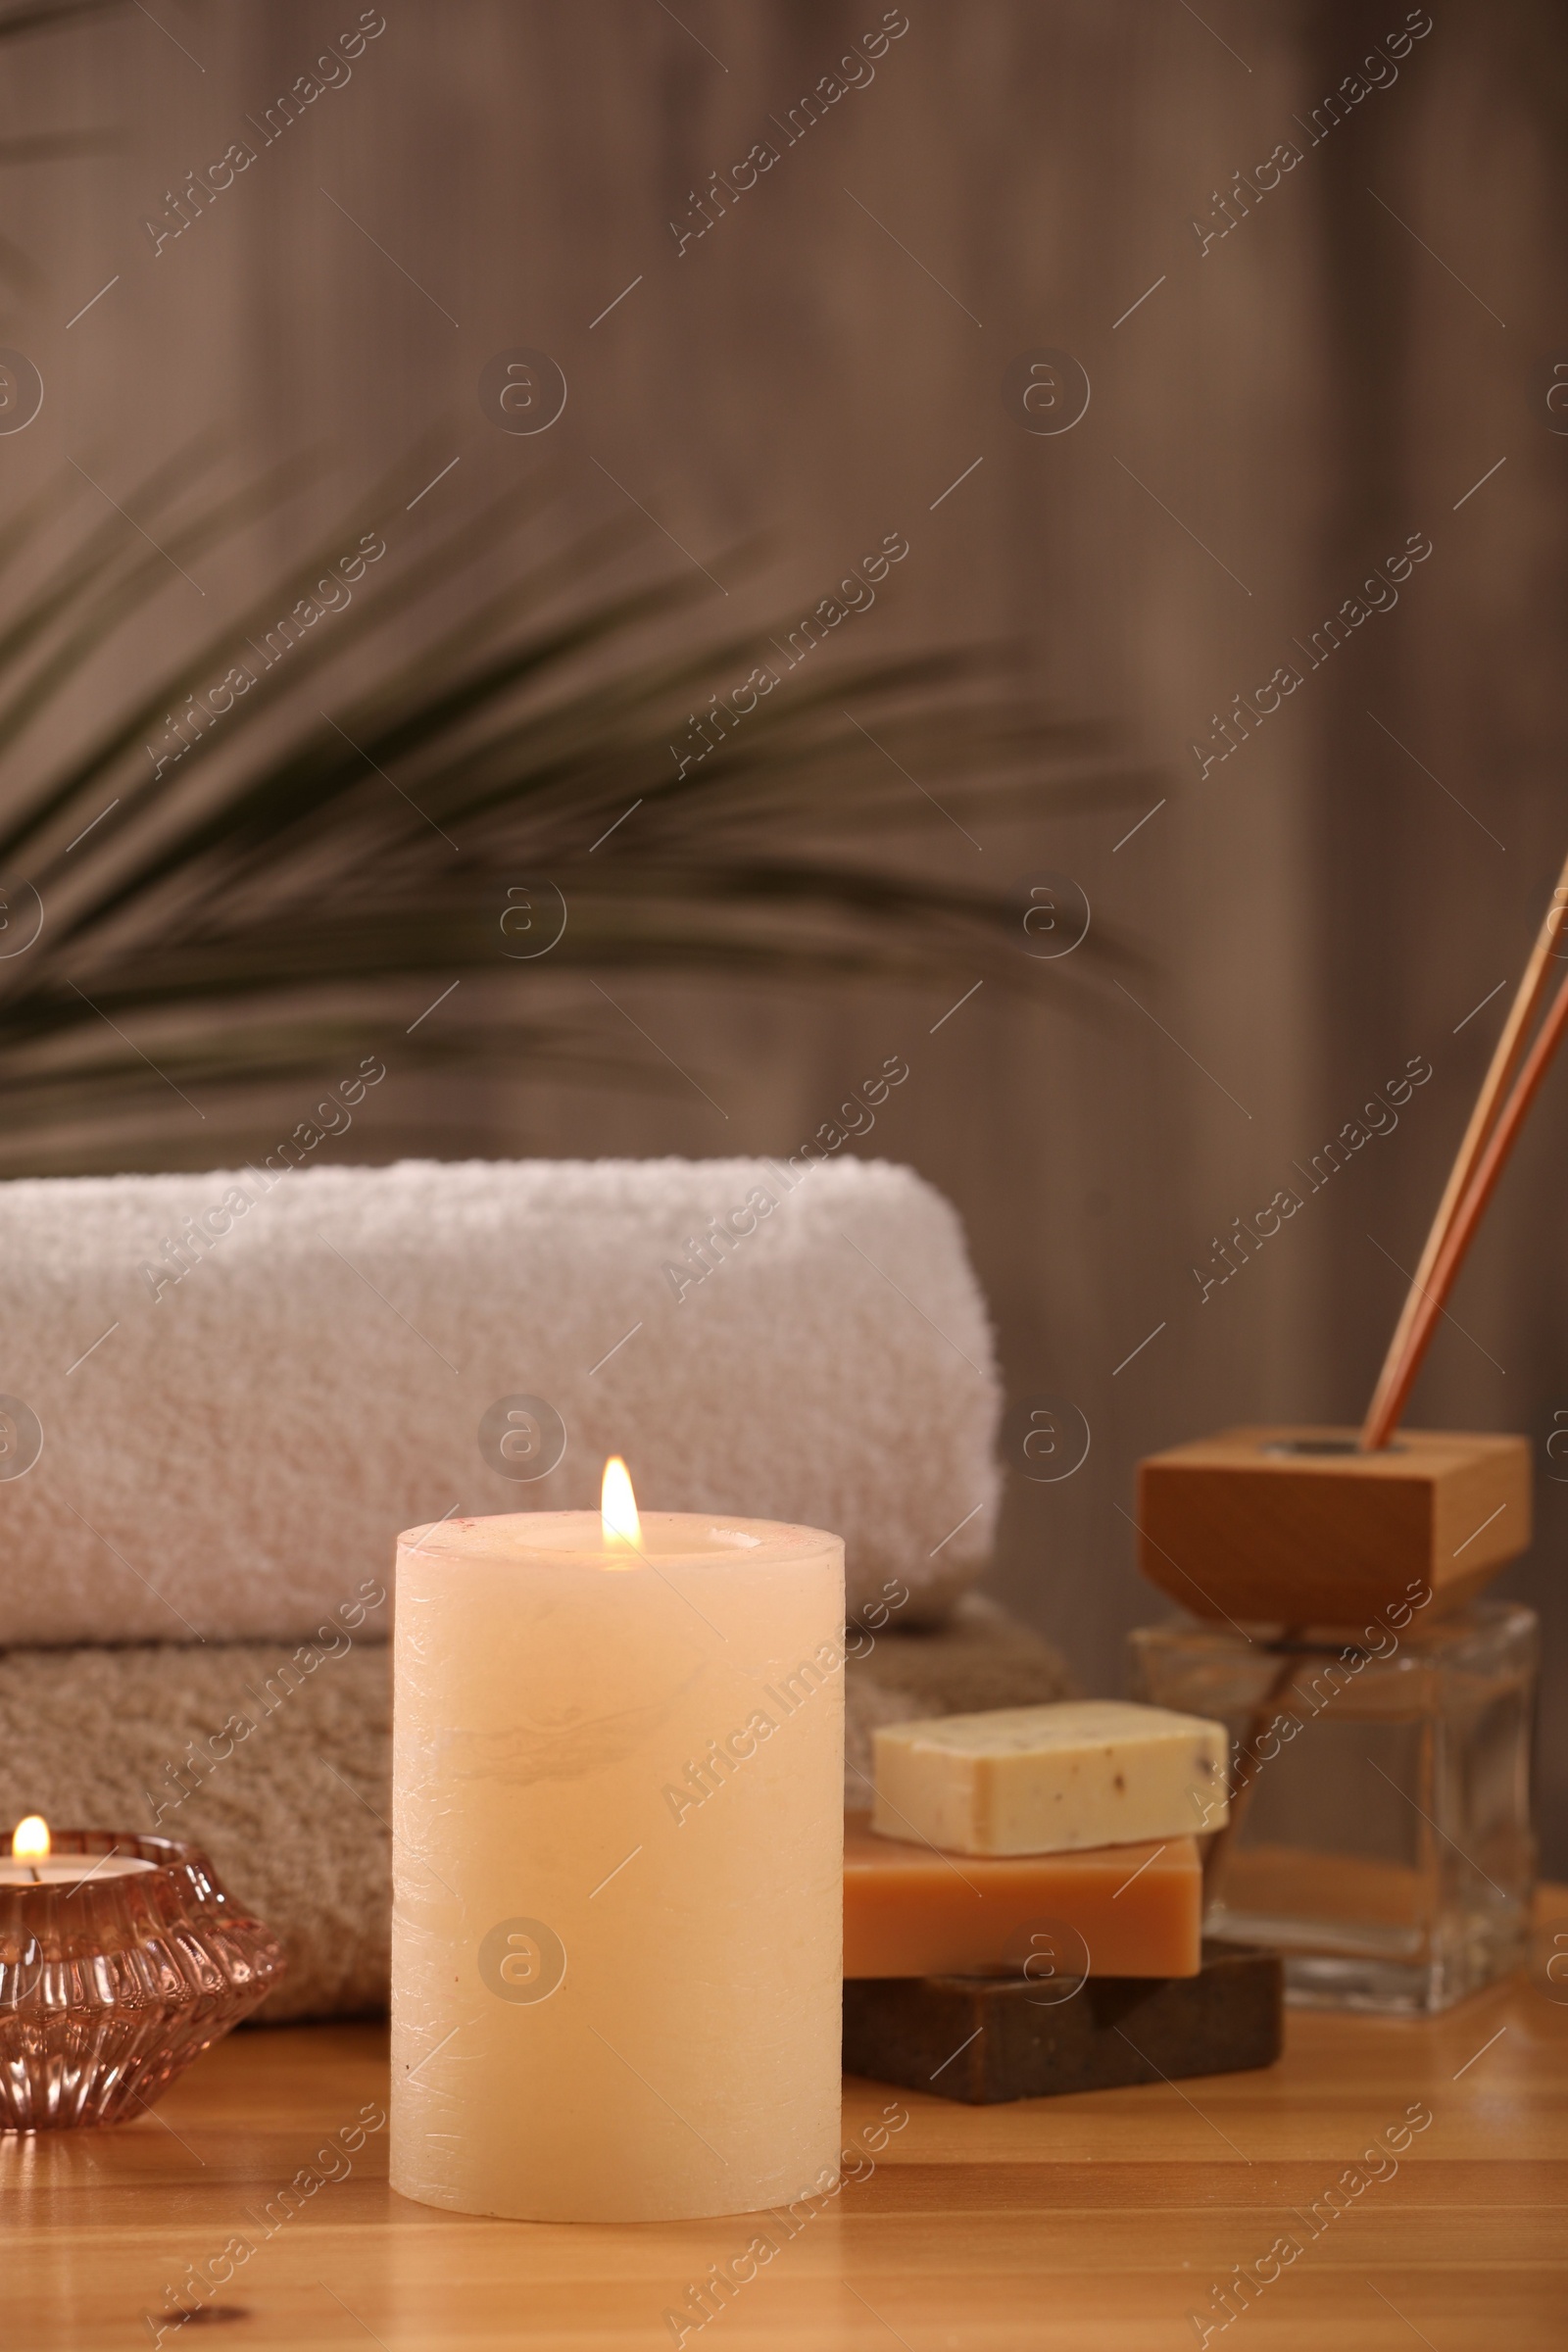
[1128,1598,1537,2016]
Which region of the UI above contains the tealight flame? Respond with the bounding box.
[602,1455,641,1548]
[12,1815,49,1863]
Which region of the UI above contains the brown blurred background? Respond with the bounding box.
[5,2,1568,1859]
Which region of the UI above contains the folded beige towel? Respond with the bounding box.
[0,1599,1072,2020]
[0,1630,394,2022]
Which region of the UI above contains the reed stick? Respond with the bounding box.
[1361,851,1568,1450]
[1201,1638,1301,1902]
[1361,959,1568,1446]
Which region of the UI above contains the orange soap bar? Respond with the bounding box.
[843,1812,1201,1979]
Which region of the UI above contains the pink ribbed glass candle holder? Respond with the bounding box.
[0,1830,286,2131]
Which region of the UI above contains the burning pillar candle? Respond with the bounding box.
[390,1459,846,2223]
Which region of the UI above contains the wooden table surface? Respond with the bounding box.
[10,1899,1568,2352]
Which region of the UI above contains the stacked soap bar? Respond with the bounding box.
[872,1699,1228,1855]
[844,1813,1201,1978]
[847,1698,1281,2101]
[848,1701,1230,1983]
[843,1942,1283,2104]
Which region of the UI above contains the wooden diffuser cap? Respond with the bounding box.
[1136,1425,1530,1628]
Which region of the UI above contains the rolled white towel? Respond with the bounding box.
[0,1154,1000,1643]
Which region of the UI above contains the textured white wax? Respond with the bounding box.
[0,1855,154,1884]
[390,1510,845,2224]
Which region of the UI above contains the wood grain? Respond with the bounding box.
[1137,1424,1531,1625]
[8,1891,1566,2350]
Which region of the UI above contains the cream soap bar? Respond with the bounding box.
[872,1699,1228,1856]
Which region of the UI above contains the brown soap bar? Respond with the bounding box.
[842,1940,1282,2105]
[844,1811,1200,1978]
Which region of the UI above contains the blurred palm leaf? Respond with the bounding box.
[0,454,1143,1173]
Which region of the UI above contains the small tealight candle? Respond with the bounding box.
[0,1820,288,2131]
[0,1816,154,1886]
[392,1458,846,2224]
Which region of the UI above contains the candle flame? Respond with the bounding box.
[601,1455,641,1548]
[12,1815,49,1862]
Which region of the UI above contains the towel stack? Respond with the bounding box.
[0,1155,1070,2016]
